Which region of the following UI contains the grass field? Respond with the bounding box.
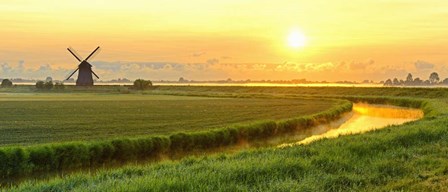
[0,93,336,146]
[3,86,448,191]
[14,114,446,192]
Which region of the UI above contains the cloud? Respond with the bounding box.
[18,60,25,69]
[349,59,375,70]
[272,59,377,74]
[192,52,206,57]
[0,61,70,80]
[1,63,12,73]
[0,58,422,82]
[414,60,434,70]
[249,64,267,71]
[274,62,337,72]
[92,61,186,72]
[206,58,219,65]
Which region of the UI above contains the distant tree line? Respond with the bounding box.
[384,72,448,86]
[35,80,65,90]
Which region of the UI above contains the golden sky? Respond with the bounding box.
[1,0,448,81]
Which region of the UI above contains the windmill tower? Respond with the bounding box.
[66,46,101,86]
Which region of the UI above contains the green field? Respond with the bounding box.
[0,93,336,146]
[3,86,448,191]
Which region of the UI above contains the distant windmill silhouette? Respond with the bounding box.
[66,46,101,86]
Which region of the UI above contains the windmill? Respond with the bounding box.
[66,46,101,86]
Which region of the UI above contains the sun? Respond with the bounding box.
[288,30,307,48]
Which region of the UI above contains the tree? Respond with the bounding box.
[414,78,423,85]
[393,78,400,85]
[405,73,413,85]
[36,80,54,90]
[442,78,448,85]
[44,81,54,90]
[384,79,393,86]
[1,79,13,88]
[429,72,440,84]
[45,77,53,82]
[35,81,45,89]
[54,82,65,90]
[133,79,153,90]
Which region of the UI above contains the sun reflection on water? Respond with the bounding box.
[279,103,424,147]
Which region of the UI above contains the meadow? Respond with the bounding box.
[2,86,448,191]
[0,89,353,182]
[0,93,336,146]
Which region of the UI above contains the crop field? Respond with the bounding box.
[0,93,337,146]
[2,86,448,191]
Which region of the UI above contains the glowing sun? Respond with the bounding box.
[288,30,307,48]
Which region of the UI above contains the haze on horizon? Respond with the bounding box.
[1,0,448,82]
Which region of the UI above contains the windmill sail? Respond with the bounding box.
[66,68,79,80]
[85,46,101,61]
[91,69,100,79]
[67,47,83,62]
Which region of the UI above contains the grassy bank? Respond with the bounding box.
[8,94,445,191]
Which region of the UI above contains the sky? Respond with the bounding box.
[1,0,448,81]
